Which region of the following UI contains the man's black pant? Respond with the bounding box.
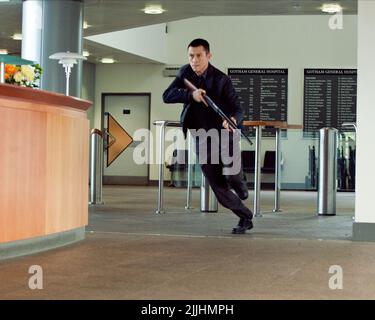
[191,129,253,220]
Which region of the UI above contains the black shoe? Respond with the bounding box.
[231,218,253,234]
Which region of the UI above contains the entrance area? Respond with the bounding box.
[102,93,150,185]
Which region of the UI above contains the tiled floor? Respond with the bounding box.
[2,186,374,300]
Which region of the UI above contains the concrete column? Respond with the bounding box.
[21,0,84,97]
[353,1,375,240]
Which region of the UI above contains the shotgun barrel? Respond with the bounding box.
[183,78,253,146]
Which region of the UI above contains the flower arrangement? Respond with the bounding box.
[5,64,43,88]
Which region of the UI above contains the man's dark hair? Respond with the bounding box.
[187,38,210,53]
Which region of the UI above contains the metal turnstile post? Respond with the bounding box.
[273,127,282,213]
[254,126,262,217]
[156,121,167,214]
[185,130,194,210]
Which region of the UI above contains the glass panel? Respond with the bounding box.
[280,129,319,190]
[279,128,356,191]
[165,127,202,188]
[337,130,356,191]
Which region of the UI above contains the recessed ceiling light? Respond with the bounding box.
[83,50,90,57]
[12,33,22,40]
[321,3,342,14]
[83,21,91,29]
[101,58,115,64]
[0,49,8,54]
[143,5,165,14]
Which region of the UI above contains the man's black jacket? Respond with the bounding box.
[162,63,244,136]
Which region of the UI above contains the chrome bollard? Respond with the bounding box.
[200,173,218,212]
[318,127,338,216]
[89,129,104,205]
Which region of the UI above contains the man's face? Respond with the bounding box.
[188,45,212,76]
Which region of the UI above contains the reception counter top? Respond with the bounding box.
[0,84,91,259]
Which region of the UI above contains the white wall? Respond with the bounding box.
[355,1,375,223]
[93,15,357,181]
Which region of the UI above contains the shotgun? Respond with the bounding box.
[183,78,253,146]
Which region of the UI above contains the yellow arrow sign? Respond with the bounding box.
[106,113,133,167]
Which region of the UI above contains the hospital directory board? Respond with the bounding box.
[303,68,357,137]
[228,68,288,137]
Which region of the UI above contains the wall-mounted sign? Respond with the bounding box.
[303,69,357,137]
[228,68,288,137]
[106,113,133,167]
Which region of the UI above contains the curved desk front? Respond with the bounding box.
[0,84,91,260]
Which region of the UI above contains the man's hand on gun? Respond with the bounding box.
[223,117,237,132]
[192,88,208,106]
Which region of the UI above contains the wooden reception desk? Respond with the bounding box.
[0,83,91,259]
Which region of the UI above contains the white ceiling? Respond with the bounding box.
[0,0,358,64]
